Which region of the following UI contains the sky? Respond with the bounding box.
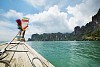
[0,0,100,41]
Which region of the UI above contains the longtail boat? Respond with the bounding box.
[0,18,54,67]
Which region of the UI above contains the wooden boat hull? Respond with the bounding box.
[0,42,54,67]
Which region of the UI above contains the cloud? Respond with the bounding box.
[24,0,68,11]
[67,0,100,30]
[25,5,69,34]
[0,10,23,41]
[0,20,18,41]
[0,0,100,41]
[0,7,66,41]
[3,9,23,19]
[24,0,45,8]
[24,0,100,31]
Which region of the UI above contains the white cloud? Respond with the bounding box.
[67,0,100,31]
[0,0,100,41]
[0,10,23,41]
[24,0,67,11]
[25,0,100,32]
[3,9,23,19]
[25,5,70,34]
[0,20,18,41]
[25,0,45,7]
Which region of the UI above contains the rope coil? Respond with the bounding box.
[0,52,9,60]
[32,57,45,67]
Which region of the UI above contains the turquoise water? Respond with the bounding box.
[0,41,100,67]
[27,41,100,67]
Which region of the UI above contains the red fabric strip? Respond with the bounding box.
[16,19,22,26]
[22,19,29,22]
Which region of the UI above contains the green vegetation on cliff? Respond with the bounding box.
[28,9,100,41]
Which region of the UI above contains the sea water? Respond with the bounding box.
[27,41,100,67]
[0,41,100,67]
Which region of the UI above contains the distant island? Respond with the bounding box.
[28,9,100,41]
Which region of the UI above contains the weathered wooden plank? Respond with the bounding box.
[0,42,54,67]
[10,44,33,67]
[24,43,54,67]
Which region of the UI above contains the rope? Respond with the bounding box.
[32,57,44,67]
[0,52,9,60]
[22,43,36,67]
[9,44,19,49]
[22,43,35,56]
[6,50,28,52]
[23,43,48,67]
[5,31,20,50]
[32,57,49,67]
[9,43,18,63]
[0,30,50,67]
[0,32,20,67]
[0,60,11,67]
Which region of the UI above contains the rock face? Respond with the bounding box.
[28,8,100,41]
[28,32,70,41]
[74,26,81,35]
[92,9,100,23]
[73,8,100,40]
[74,21,96,35]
